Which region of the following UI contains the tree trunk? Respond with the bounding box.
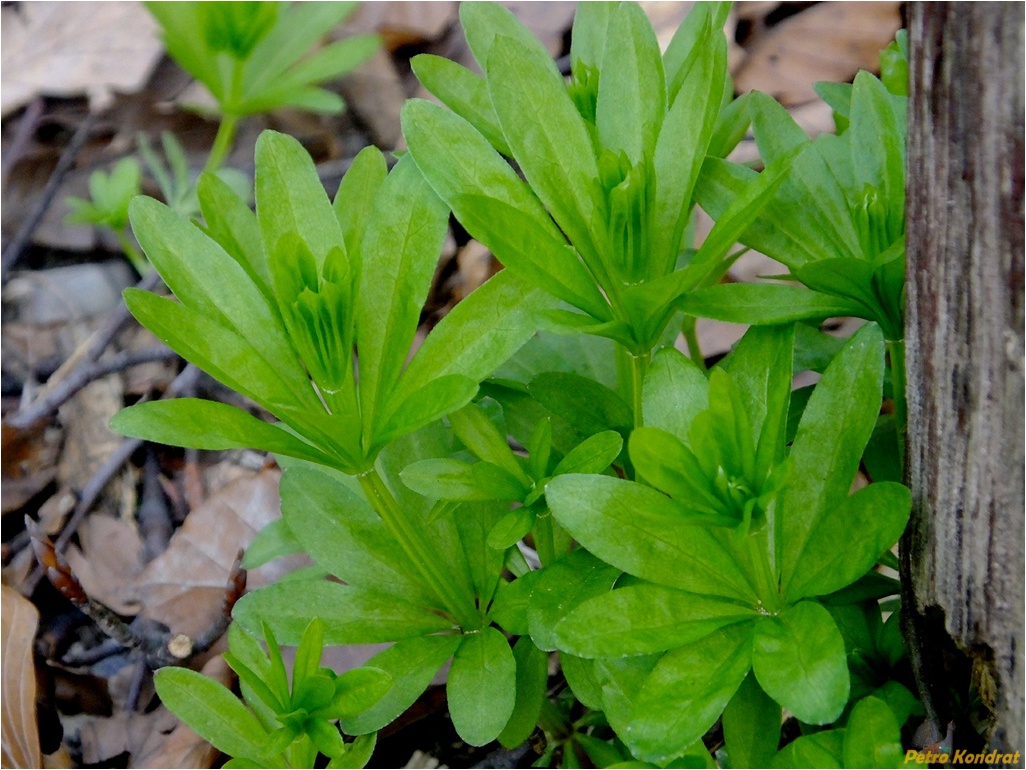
[905,2,1024,760]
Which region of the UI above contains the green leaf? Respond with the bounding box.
[497,636,549,748]
[722,672,780,770]
[651,19,725,274]
[720,324,794,476]
[392,269,557,409]
[527,549,620,652]
[154,667,272,761]
[129,196,311,403]
[112,399,336,465]
[356,154,448,440]
[379,375,479,446]
[771,731,844,769]
[552,430,623,476]
[486,506,537,550]
[561,654,603,711]
[242,3,356,105]
[684,284,866,326]
[488,572,537,636]
[327,733,376,770]
[453,502,506,604]
[280,465,433,603]
[787,482,910,602]
[448,628,516,746]
[592,654,662,738]
[628,624,754,763]
[400,459,528,502]
[281,34,378,90]
[402,99,610,321]
[122,290,300,412]
[340,634,462,735]
[752,601,849,724]
[642,347,709,442]
[780,323,885,590]
[629,427,730,520]
[843,696,905,769]
[410,55,509,155]
[318,667,392,720]
[447,400,530,484]
[233,581,454,644]
[332,144,387,263]
[255,130,344,268]
[487,34,608,274]
[546,475,758,603]
[197,172,271,302]
[748,91,810,164]
[850,71,906,229]
[293,618,325,694]
[596,2,665,163]
[529,372,632,436]
[662,3,730,103]
[555,583,757,657]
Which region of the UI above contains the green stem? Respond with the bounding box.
[114,228,149,275]
[886,337,907,475]
[203,113,239,175]
[629,349,651,429]
[681,315,705,371]
[358,468,478,628]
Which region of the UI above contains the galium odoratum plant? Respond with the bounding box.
[542,322,912,762]
[155,619,386,768]
[145,1,379,173]
[112,129,558,750]
[112,130,552,630]
[403,1,804,426]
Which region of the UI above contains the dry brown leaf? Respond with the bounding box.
[2,584,41,769]
[0,2,163,116]
[57,376,124,491]
[338,48,406,149]
[65,514,145,616]
[733,2,902,106]
[1,422,63,515]
[135,468,292,639]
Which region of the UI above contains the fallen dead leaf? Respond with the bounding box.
[733,2,902,105]
[2,584,42,769]
[338,48,406,149]
[65,513,146,616]
[345,1,459,49]
[0,2,163,116]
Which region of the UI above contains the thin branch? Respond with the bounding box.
[1,111,97,283]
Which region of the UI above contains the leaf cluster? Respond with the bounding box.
[155,619,385,768]
[145,2,379,117]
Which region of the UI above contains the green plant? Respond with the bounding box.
[155,619,387,767]
[67,2,377,274]
[111,3,920,767]
[66,157,146,273]
[146,1,378,172]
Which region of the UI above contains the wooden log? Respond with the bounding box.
[905,2,1024,758]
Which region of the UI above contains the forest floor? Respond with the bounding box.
[1,2,902,767]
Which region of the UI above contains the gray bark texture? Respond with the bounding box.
[905,2,1024,759]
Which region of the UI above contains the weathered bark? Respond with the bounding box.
[905,2,1025,760]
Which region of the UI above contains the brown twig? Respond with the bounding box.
[1,98,45,187]
[7,344,178,430]
[6,269,164,429]
[23,364,200,594]
[1,111,97,283]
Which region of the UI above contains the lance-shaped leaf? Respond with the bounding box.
[546,475,758,603]
[112,399,337,466]
[787,482,911,602]
[197,172,271,303]
[332,144,387,272]
[780,323,884,590]
[497,636,548,749]
[410,55,509,155]
[487,34,609,273]
[340,634,462,735]
[356,154,449,441]
[627,624,754,763]
[154,667,273,762]
[233,581,455,645]
[400,459,529,502]
[255,130,344,268]
[642,347,709,442]
[684,283,867,326]
[402,100,609,321]
[596,2,665,164]
[555,583,757,657]
[722,673,781,770]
